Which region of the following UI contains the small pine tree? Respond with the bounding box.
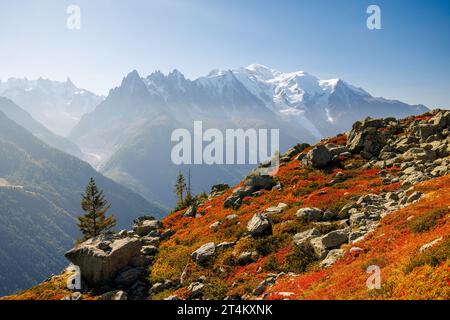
[184,169,194,206]
[78,178,116,240]
[174,171,187,207]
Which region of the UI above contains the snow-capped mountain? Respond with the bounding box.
[69,65,428,207]
[0,78,103,136]
[208,64,427,136]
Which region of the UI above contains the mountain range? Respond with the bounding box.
[69,64,428,207]
[0,77,103,136]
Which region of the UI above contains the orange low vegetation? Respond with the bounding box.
[265,175,450,300]
[151,135,424,299]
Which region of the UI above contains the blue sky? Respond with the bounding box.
[0,0,449,108]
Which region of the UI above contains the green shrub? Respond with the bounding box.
[407,207,447,234]
[263,256,282,272]
[254,234,289,256]
[404,238,450,274]
[292,182,320,197]
[283,244,317,273]
[203,279,229,300]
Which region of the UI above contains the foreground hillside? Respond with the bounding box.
[5,109,450,300]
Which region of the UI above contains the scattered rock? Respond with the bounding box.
[247,214,272,237]
[419,237,443,253]
[302,145,332,168]
[188,282,205,299]
[236,251,258,266]
[183,205,197,218]
[209,221,221,229]
[62,292,82,300]
[296,207,323,222]
[349,247,364,256]
[406,191,423,203]
[244,172,277,190]
[310,229,349,259]
[141,245,158,256]
[216,242,235,251]
[133,219,162,237]
[114,267,144,288]
[65,235,142,286]
[191,242,216,264]
[164,295,181,300]
[293,228,320,247]
[320,249,344,268]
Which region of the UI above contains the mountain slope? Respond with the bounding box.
[0,78,103,136]
[0,97,83,158]
[69,66,428,207]
[0,110,164,296]
[8,109,449,300]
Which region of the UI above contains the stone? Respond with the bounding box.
[244,173,277,190]
[419,237,443,253]
[403,148,436,162]
[350,212,367,226]
[247,214,272,237]
[264,206,284,214]
[209,221,221,229]
[349,230,367,243]
[349,246,364,256]
[183,205,197,218]
[216,242,235,251]
[141,245,158,256]
[302,145,332,168]
[346,121,386,158]
[338,202,356,219]
[320,229,350,248]
[253,275,277,296]
[237,251,258,266]
[133,219,162,237]
[114,291,128,300]
[311,229,349,259]
[62,292,82,300]
[140,236,160,246]
[211,184,230,194]
[149,280,177,295]
[191,242,216,264]
[65,235,142,286]
[118,230,128,237]
[114,267,144,287]
[432,165,448,176]
[320,249,344,268]
[406,191,423,203]
[296,207,323,221]
[100,290,128,300]
[188,282,205,299]
[322,210,337,221]
[224,186,255,209]
[160,229,175,240]
[293,228,321,247]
